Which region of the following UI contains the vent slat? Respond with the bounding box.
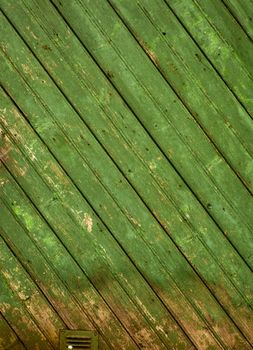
[66,346,91,349]
[66,340,91,343]
[67,340,92,343]
[67,344,91,347]
[67,342,92,345]
[67,342,91,344]
[67,344,91,346]
[66,337,92,341]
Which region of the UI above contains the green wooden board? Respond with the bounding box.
[0,1,252,349]
[0,313,26,350]
[20,0,253,267]
[222,0,253,41]
[166,0,253,117]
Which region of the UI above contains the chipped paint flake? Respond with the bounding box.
[149,161,157,170]
[0,108,7,115]
[207,156,223,172]
[82,213,93,233]
[24,145,37,162]
[0,146,11,162]
[21,64,36,80]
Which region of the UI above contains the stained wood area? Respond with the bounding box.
[0,1,253,349]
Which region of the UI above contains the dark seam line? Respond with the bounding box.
[0,311,28,350]
[119,0,253,195]
[1,80,199,349]
[0,90,144,349]
[106,0,253,282]
[107,0,253,198]
[48,2,253,344]
[104,0,253,272]
[192,0,253,81]
[135,0,253,161]
[1,2,251,348]
[0,263,55,349]
[50,0,253,275]
[3,4,251,344]
[0,53,196,350]
[0,194,85,329]
[1,159,142,350]
[0,162,114,350]
[2,19,252,322]
[50,1,253,279]
[221,0,253,43]
[21,0,253,249]
[1,83,243,348]
[0,201,113,350]
[0,226,68,349]
[193,0,253,84]
[1,84,197,350]
[164,0,253,121]
[82,0,253,232]
[0,221,71,330]
[105,1,253,254]
[0,12,245,350]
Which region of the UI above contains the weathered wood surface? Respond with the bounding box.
[0,1,252,349]
[0,313,26,350]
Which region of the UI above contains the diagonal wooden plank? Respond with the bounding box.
[221,0,253,41]
[0,42,252,350]
[0,177,190,350]
[165,0,253,118]
[0,313,26,350]
[21,0,253,267]
[0,237,65,348]
[0,96,205,349]
[0,274,54,350]
[0,201,127,350]
[187,0,253,78]
[0,93,203,348]
[108,0,253,193]
[4,0,251,308]
[0,2,252,348]
[0,0,253,334]
[1,1,252,297]
[0,205,112,350]
[2,342,26,350]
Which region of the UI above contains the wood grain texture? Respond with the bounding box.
[221,0,253,41]
[0,269,54,350]
[166,0,253,117]
[109,0,253,192]
[44,0,253,266]
[0,12,251,346]
[0,313,26,350]
[0,1,252,349]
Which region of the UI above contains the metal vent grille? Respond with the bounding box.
[60,330,98,350]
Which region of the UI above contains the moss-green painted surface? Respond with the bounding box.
[0,1,252,349]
